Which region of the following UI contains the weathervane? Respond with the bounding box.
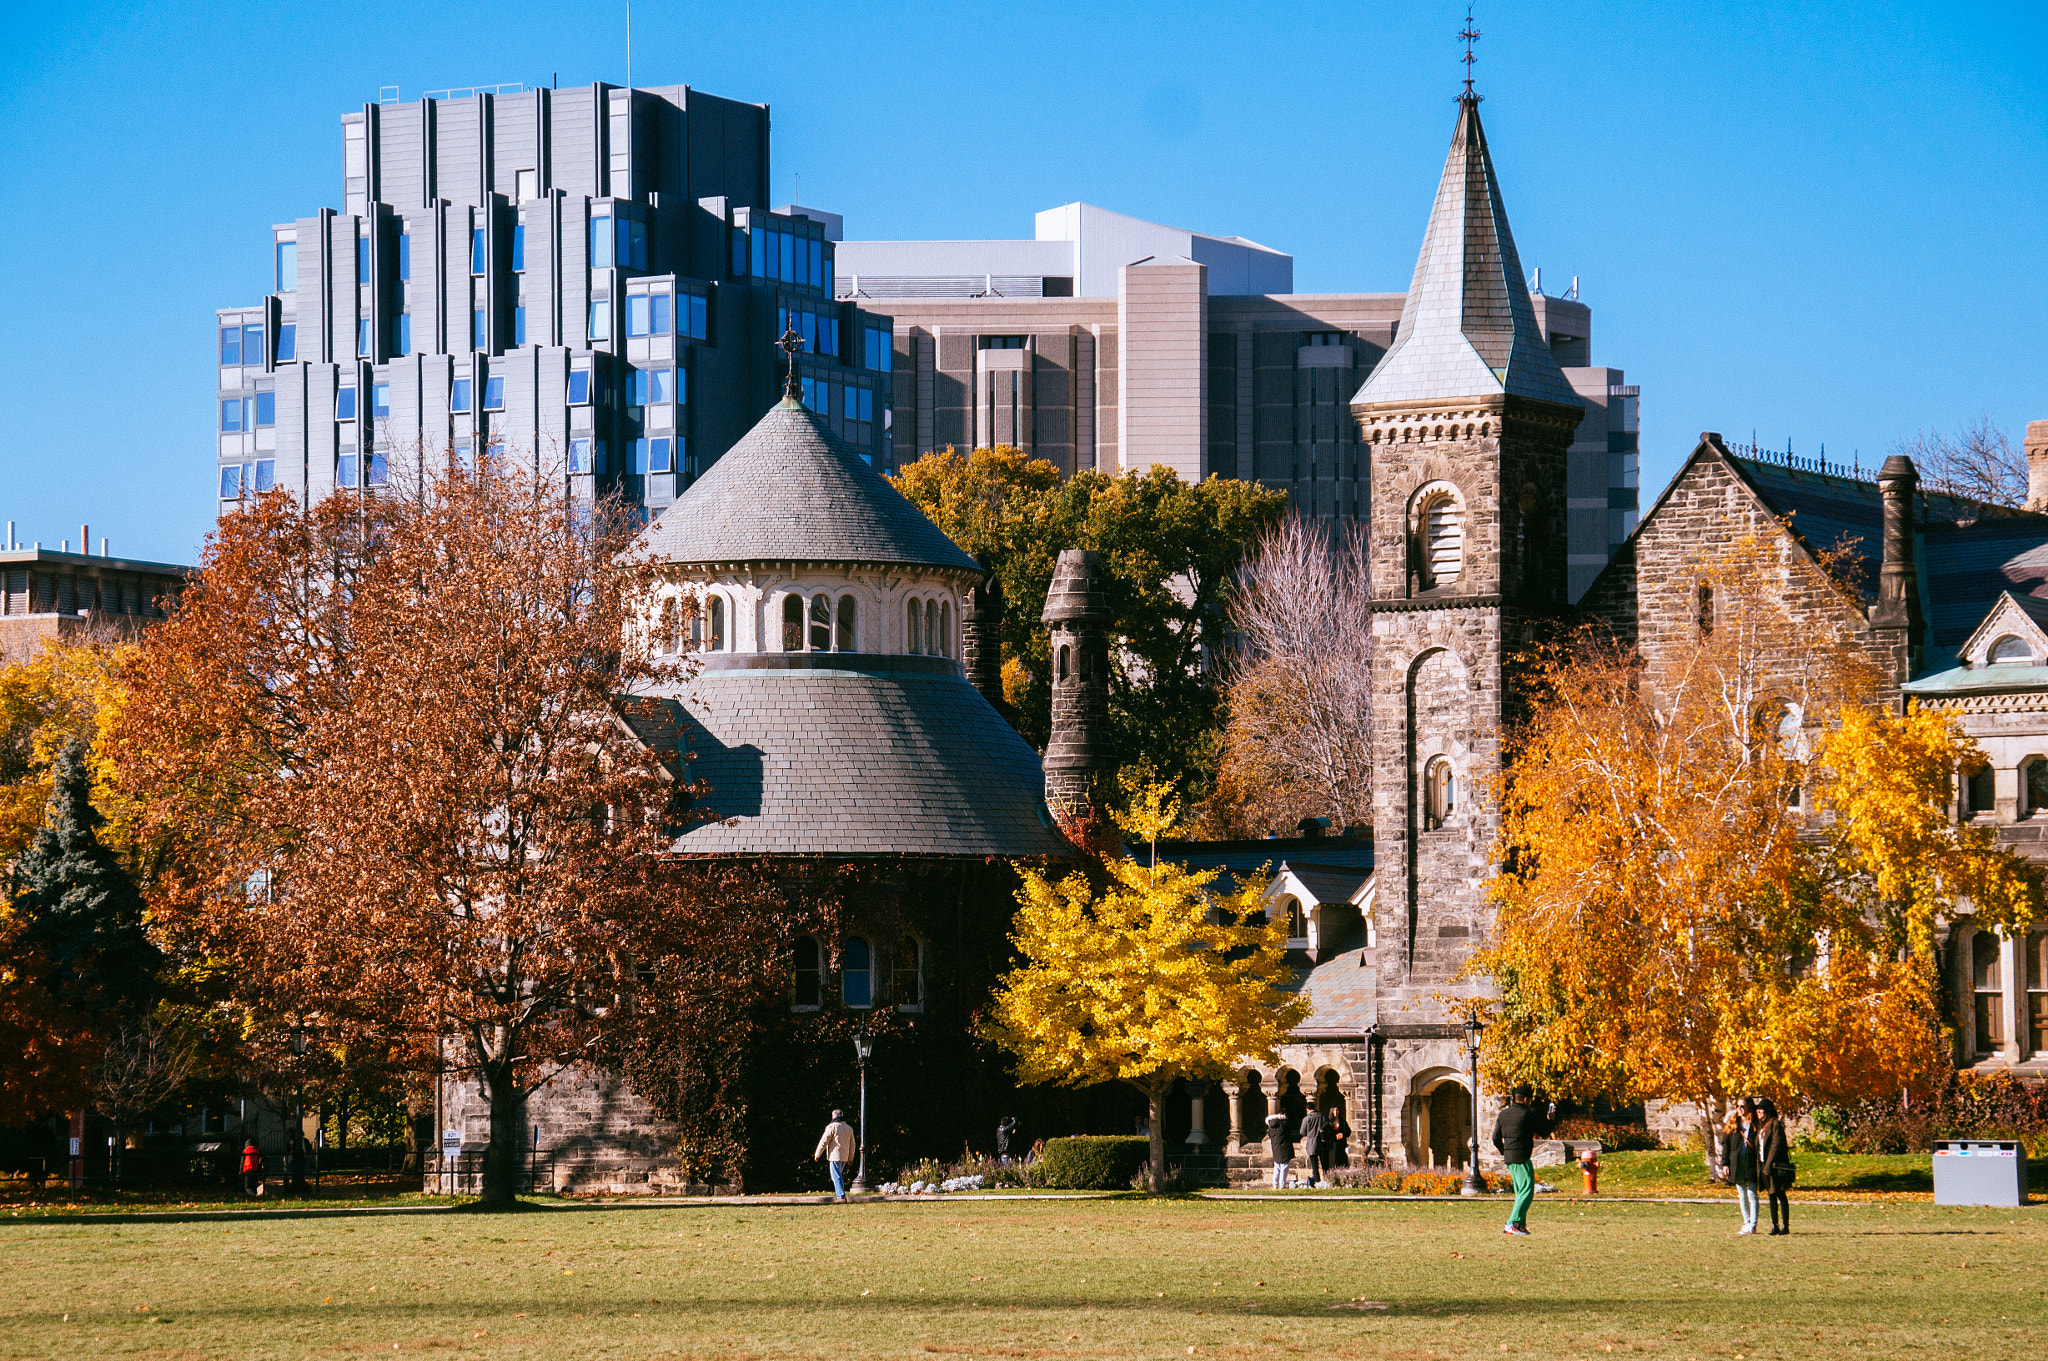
[776,324,806,404]
[1460,4,1482,101]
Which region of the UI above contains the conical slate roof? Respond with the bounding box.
[636,398,980,572]
[1353,96,1582,410]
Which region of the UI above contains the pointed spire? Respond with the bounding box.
[1352,96,1581,410]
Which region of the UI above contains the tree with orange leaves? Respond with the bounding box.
[116,465,737,1203]
[1474,536,2039,1159]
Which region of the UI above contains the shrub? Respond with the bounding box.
[1551,1118,1661,1151]
[1034,1136,1152,1190]
[1397,1171,1465,1196]
[1366,1167,1405,1193]
[1825,1070,2048,1156]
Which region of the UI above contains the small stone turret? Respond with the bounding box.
[2027,421,2048,512]
[963,553,1008,713]
[1871,453,1924,686]
[1041,549,1116,814]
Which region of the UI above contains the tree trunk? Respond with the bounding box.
[479,1062,525,1206]
[1700,1096,1727,1184]
[1148,1086,1166,1194]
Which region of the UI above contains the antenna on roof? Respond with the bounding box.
[1460,4,1482,101]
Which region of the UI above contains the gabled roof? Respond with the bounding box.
[1267,860,1372,911]
[1351,96,1581,410]
[634,398,980,573]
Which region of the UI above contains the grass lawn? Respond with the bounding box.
[0,1178,457,1219]
[2,1196,2042,1359]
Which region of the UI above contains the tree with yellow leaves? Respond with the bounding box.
[983,773,1307,1191]
[1476,535,2040,1161]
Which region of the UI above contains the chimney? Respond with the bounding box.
[1872,454,1924,680]
[961,552,1009,714]
[2028,421,2048,512]
[80,524,89,558]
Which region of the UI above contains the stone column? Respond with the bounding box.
[1185,1080,1208,1146]
[1222,1081,1243,1152]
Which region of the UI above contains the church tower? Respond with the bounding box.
[1351,91,1582,1030]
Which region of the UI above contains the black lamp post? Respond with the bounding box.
[850,1027,873,1195]
[1460,1015,1484,1197]
[289,1020,309,1195]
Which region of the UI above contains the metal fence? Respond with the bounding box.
[428,1151,555,1196]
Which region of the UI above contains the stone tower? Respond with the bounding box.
[963,552,1009,713]
[1041,548,1116,813]
[1350,93,1583,1029]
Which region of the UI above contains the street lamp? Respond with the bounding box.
[850,1027,874,1195]
[289,1019,309,1195]
[1460,1015,1484,1197]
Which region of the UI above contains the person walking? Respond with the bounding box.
[1492,1084,1556,1236]
[239,1137,261,1195]
[1721,1098,1762,1234]
[1297,1108,1325,1187]
[813,1109,857,1202]
[996,1116,1018,1166]
[1755,1097,1795,1235]
[1264,1112,1295,1188]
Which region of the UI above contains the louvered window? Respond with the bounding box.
[1424,495,1463,587]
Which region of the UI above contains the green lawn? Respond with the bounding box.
[2,1196,2042,1359]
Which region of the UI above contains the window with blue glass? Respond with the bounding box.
[674,365,687,406]
[393,313,411,356]
[275,240,297,292]
[244,324,265,365]
[471,226,487,275]
[397,234,410,281]
[336,387,357,420]
[567,370,590,405]
[252,459,275,493]
[845,385,859,421]
[590,215,614,268]
[219,464,244,499]
[358,319,374,357]
[511,224,525,273]
[220,398,244,433]
[473,308,488,351]
[617,218,648,271]
[219,326,241,366]
[631,437,672,474]
[732,229,747,277]
[684,292,709,340]
[568,437,593,474]
[451,377,471,413]
[589,300,611,340]
[276,324,296,362]
[372,384,391,419]
[626,295,648,337]
[451,442,472,472]
[842,936,873,1008]
[859,389,874,422]
[357,234,370,285]
[865,327,892,371]
[629,367,671,406]
[366,451,389,488]
[337,453,358,487]
[254,392,275,428]
[750,228,765,277]
[482,375,505,411]
[513,307,526,346]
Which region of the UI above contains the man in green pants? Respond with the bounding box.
[1491,1083,1556,1236]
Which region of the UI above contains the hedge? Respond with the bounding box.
[1035,1136,1152,1190]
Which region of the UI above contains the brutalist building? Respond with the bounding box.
[213,83,894,518]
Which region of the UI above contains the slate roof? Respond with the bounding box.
[1144,837,1375,894]
[1293,950,1379,1038]
[1352,96,1582,410]
[634,398,980,573]
[648,654,1070,859]
[1920,518,2048,655]
[1276,861,1373,908]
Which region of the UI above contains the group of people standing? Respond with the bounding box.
[1262,1106,1349,1187]
[1721,1096,1796,1235]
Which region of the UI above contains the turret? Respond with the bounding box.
[1041,549,1116,815]
[1872,453,1924,684]
[963,552,1008,714]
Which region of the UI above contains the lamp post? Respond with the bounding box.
[850,1027,873,1195]
[289,1020,309,1195]
[1460,1015,1484,1197]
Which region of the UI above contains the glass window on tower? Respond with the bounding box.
[358,319,373,357]
[451,377,471,413]
[471,227,487,275]
[357,234,369,284]
[219,326,241,366]
[241,324,263,365]
[254,392,275,427]
[567,370,590,405]
[372,384,390,419]
[590,215,614,268]
[393,313,411,356]
[511,225,525,273]
[275,240,297,292]
[397,233,410,281]
[474,308,488,350]
[336,387,357,420]
[482,376,505,411]
[252,459,274,493]
[220,398,244,433]
[589,300,611,340]
[276,324,296,362]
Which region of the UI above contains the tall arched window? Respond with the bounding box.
[1975,929,2006,1055]
[1424,756,1455,829]
[1284,898,1308,944]
[688,600,703,651]
[707,595,725,651]
[782,594,803,651]
[906,598,922,654]
[660,596,680,654]
[842,936,873,1008]
[894,938,924,1011]
[2024,758,2048,818]
[940,601,953,658]
[1697,583,1715,638]
[792,936,822,1009]
[925,600,939,658]
[810,593,831,651]
[1421,492,1464,589]
[837,595,857,651]
[1057,644,1070,682]
[2028,930,2048,1056]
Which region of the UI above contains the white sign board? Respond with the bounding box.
[442,1129,463,1157]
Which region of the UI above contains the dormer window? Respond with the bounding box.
[1991,635,2033,665]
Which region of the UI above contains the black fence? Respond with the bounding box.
[0,1145,422,1194]
[427,1151,556,1196]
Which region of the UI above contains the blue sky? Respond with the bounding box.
[2,0,2044,564]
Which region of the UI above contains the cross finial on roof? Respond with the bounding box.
[776,324,806,405]
[1460,4,1482,101]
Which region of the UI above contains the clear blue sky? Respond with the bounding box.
[3,0,2044,564]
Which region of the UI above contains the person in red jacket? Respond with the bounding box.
[239,1138,261,1195]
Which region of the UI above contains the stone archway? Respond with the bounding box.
[1405,1068,1472,1170]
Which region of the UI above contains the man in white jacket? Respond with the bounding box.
[814,1110,858,1201]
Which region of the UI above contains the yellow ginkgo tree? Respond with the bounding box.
[982,772,1308,1191]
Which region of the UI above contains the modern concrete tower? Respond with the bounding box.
[1350,93,1581,1084]
[1041,548,1117,813]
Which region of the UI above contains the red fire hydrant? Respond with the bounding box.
[1579,1146,1600,1195]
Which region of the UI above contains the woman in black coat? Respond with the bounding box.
[1755,1097,1794,1235]
[1719,1097,1761,1235]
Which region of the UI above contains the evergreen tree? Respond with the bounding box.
[10,741,159,1013]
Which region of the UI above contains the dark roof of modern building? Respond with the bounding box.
[633,398,980,573]
[631,653,1070,859]
[1352,95,1581,410]
[0,547,193,577]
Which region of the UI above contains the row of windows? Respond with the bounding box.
[219,460,276,500]
[1968,928,2048,1056]
[738,225,831,289]
[781,593,860,653]
[657,595,727,653]
[223,322,299,367]
[798,376,873,423]
[625,292,711,340]
[1960,756,2048,820]
[906,597,954,657]
[220,394,276,432]
[652,592,954,657]
[627,366,684,407]
[778,304,841,360]
[792,935,920,1011]
[630,437,683,474]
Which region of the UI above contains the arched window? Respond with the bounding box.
[1424,756,1455,829]
[2028,930,2048,1056]
[1057,643,1070,682]
[925,600,939,658]
[1974,929,2006,1055]
[688,599,703,651]
[906,598,922,654]
[837,595,857,652]
[782,593,803,651]
[939,601,952,658]
[792,936,821,1009]
[657,596,679,655]
[1991,634,2033,664]
[1417,490,1464,590]
[1283,898,1308,944]
[842,936,873,1008]
[894,938,924,1011]
[810,593,831,651]
[707,595,725,651]
[1697,583,1714,638]
[2025,758,2048,818]
[1966,762,1996,818]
